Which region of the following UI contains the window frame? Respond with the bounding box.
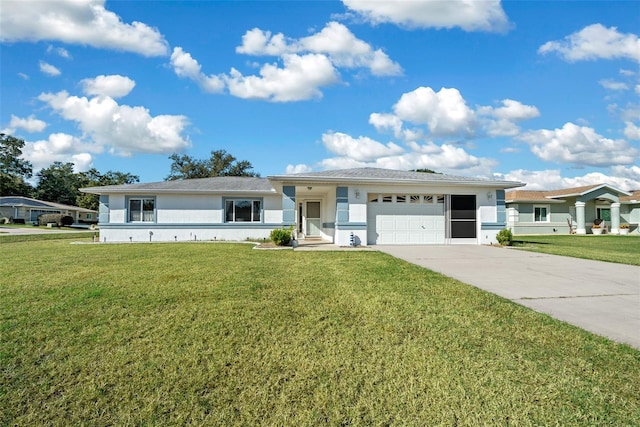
[533,205,549,223]
[127,196,156,223]
[224,198,263,223]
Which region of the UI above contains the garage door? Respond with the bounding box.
[367,198,445,245]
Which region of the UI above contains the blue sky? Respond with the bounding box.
[1,0,639,190]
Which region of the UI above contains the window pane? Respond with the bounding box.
[252,201,261,222]
[307,201,320,218]
[143,199,154,222]
[129,199,141,222]
[225,200,234,222]
[535,207,547,222]
[235,200,252,222]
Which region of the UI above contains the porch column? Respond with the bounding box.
[575,201,586,235]
[610,202,621,235]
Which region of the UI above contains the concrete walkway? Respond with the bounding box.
[376,245,640,349]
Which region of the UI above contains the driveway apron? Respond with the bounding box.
[376,245,640,349]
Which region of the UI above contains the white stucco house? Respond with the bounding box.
[80,168,523,245]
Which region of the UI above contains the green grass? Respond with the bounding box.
[2,240,639,425]
[0,231,95,243]
[513,234,640,266]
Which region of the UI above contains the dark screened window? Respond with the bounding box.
[225,199,262,222]
[450,195,476,238]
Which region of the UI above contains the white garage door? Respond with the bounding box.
[367,201,445,245]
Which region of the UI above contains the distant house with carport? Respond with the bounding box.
[0,196,97,225]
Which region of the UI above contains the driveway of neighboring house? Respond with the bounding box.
[377,245,640,349]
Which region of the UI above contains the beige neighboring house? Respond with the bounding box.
[0,196,97,225]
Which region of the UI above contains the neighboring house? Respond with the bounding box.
[505,185,639,235]
[80,168,522,245]
[0,196,98,224]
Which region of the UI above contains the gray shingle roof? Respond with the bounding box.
[0,196,95,212]
[269,167,523,187]
[81,177,276,194]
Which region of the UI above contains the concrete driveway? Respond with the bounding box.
[376,245,640,349]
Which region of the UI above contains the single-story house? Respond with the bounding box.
[80,167,523,245]
[0,196,98,224]
[505,185,640,235]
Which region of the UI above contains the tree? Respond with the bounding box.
[412,168,439,174]
[76,169,139,210]
[34,162,82,206]
[166,150,259,180]
[0,133,34,196]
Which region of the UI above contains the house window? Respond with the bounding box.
[128,198,155,222]
[410,195,421,203]
[534,205,549,222]
[86,213,93,220]
[225,199,262,222]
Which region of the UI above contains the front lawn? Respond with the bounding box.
[2,241,639,425]
[513,234,640,266]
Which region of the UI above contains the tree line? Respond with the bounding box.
[1,133,258,210]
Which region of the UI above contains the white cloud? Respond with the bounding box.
[170,47,226,93]
[311,131,497,177]
[341,0,509,32]
[539,24,640,62]
[624,121,640,140]
[38,90,190,156]
[369,113,403,137]
[1,114,47,134]
[225,54,340,102]
[300,22,401,76]
[236,22,402,76]
[22,133,97,172]
[18,72,29,80]
[500,168,640,192]
[599,79,629,91]
[39,61,61,76]
[519,122,639,167]
[0,0,168,57]
[321,131,404,161]
[477,99,540,137]
[285,164,313,174]
[392,86,476,137]
[80,75,136,98]
[636,85,640,95]
[47,45,72,59]
[236,28,290,56]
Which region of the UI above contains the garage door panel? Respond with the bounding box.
[368,203,445,245]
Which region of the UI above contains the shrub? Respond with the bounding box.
[37,213,74,227]
[496,228,513,246]
[270,227,293,246]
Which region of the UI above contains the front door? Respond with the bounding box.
[306,201,321,237]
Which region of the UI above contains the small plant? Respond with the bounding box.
[620,224,630,229]
[496,228,513,246]
[270,226,293,246]
[592,224,601,229]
